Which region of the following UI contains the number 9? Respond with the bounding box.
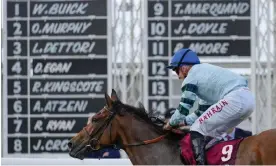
[221,145,233,162]
[154,3,164,16]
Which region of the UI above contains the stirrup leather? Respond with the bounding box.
[190,131,206,165]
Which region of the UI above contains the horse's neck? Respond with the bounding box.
[118,119,183,165]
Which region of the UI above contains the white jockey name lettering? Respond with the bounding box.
[33,119,76,131]
[32,80,104,93]
[174,2,249,17]
[174,22,227,35]
[32,2,89,16]
[32,41,95,54]
[33,62,72,74]
[31,22,91,34]
[189,42,229,54]
[33,139,69,152]
[173,41,229,54]
[33,100,88,113]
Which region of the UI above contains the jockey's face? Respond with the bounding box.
[177,65,192,80]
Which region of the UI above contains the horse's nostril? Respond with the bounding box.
[68,142,73,149]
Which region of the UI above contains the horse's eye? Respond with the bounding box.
[91,118,98,123]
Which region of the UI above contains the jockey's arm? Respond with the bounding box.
[185,99,212,125]
[169,83,198,127]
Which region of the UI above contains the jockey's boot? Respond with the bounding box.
[190,131,206,165]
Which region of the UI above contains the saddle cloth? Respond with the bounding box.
[179,133,243,165]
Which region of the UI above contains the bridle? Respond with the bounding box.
[83,101,169,151]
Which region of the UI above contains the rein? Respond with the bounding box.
[122,134,168,146]
[84,102,171,151]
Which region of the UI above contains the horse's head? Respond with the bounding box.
[68,89,186,161]
[68,89,123,159]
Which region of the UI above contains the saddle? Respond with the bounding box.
[179,133,244,165]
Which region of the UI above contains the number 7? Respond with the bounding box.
[13,119,22,132]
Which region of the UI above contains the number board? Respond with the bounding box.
[146,0,251,116]
[3,0,110,156]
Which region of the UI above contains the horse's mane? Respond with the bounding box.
[121,103,185,141]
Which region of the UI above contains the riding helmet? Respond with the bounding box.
[167,48,200,69]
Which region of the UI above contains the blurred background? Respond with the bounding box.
[1,0,276,163]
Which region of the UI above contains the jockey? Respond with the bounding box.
[163,48,255,165]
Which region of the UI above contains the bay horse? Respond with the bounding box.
[68,89,276,165]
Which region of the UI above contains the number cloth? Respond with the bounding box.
[180,133,244,165]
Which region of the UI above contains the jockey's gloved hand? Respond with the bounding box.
[178,120,187,127]
[163,121,173,130]
[169,110,187,126]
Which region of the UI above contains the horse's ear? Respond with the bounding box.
[105,92,112,107]
[111,89,119,101]
[138,102,145,111]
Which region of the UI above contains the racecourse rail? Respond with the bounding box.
[2,158,132,165]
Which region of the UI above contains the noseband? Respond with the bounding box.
[83,102,169,151]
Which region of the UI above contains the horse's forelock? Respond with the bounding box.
[86,109,106,124]
[87,114,95,125]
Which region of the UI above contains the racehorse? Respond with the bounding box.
[68,89,276,165]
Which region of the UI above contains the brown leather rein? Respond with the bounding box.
[83,102,182,151]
